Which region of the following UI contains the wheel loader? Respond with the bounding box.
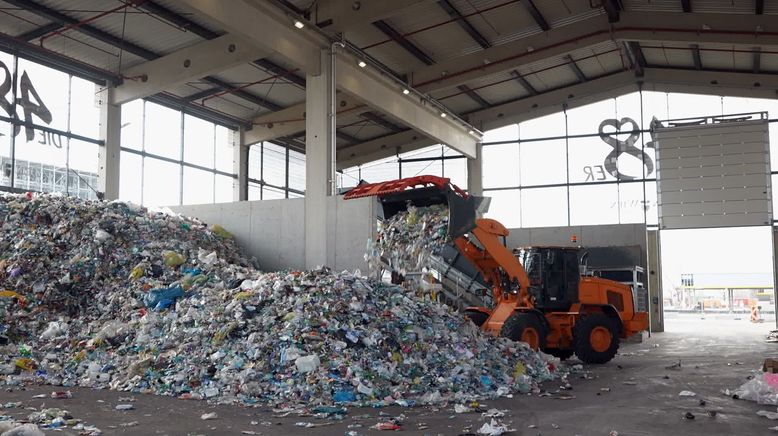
[345,175,648,364]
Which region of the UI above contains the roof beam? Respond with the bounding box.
[5,0,159,60]
[359,112,405,133]
[252,59,306,88]
[136,1,220,39]
[201,77,283,111]
[641,67,778,99]
[17,22,61,41]
[510,70,538,95]
[691,44,702,70]
[566,55,587,82]
[372,20,435,65]
[337,130,435,169]
[753,47,761,73]
[438,0,491,48]
[184,86,221,102]
[458,84,491,108]
[146,92,248,130]
[411,11,778,94]
[623,41,646,77]
[602,0,621,23]
[756,0,764,15]
[313,0,425,32]
[111,34,270,105]
[176,0,478,155]
[681,0,692,13]
[522,0,550,31]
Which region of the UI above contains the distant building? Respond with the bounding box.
[0,157,98,201]
[667,272,773,311]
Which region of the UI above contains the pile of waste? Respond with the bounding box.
[368,205,450,274]
[1,194,562,409]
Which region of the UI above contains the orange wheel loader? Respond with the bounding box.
[345,175,649,364]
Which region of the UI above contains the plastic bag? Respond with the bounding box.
[735,373,778,405]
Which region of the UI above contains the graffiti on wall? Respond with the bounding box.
[583,116,661,181]
[0,60,63,148]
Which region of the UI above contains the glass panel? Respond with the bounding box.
[519,111,565,140]
[17,58,70,132]
[0,122,12,187]
[144,102,181,159]
[616,92,642,125]
[401,158,442,178]
[14,122,67,195]
[618,181,649,224]
[183,114,215,168]
[340,167,360,189]
[215,174,233,203]
[262,142,286,187]
[121,100,143,151]
[566,98,616,136]
[183,166,214,205]
[143,157,180,207]
[288,148,305,191]
[520,187,567,228]
[68,139,99,200]
[641,91,668,129]
[69,76,100,139]
[482,124,518,143]
[484,189,520,228]
[667,93,722,120]
[569,184,619,225]
[119,151,142,204]
[263,185,285,199]
[248,182,261,201]
[248,143,261,180]
[444,157,467,190]
[288,191,304,198]
[567,136,617,184]
[359,157,398,183]
[215,125,234,173]
[399,145,442,160]
[519,139,566,186]
[483,143,519,188]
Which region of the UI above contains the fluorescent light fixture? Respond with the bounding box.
[294,20,305,29]
[402,88,410,95]
[440,112,447,118]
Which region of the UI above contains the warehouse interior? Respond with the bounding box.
[1,0,778,434]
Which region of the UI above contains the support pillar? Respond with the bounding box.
[646,229,664,332]
[772,227,778,327]
[97,88,121,200]
[466,143,483,195]
[234,128,249,201]
[305,50,333,269]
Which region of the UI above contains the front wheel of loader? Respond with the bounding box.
[464,310,489,327]
[500,312,547,351]
[573,313,620,364]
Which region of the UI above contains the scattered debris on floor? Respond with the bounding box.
[0,194,563,411]
[200,412,218,420]
[679,390,696,397]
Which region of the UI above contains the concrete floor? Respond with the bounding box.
[2,316,777,435]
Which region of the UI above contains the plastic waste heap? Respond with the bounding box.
[0,194,562,408]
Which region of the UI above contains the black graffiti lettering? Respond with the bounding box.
[18,71,52,142]
[37,130,63,148]
[599,117,654,180]
[593,165,606,180]
[0,61,12,119]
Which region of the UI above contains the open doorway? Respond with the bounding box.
[660,226,775,333]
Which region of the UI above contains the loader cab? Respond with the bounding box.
[515,246,581,311]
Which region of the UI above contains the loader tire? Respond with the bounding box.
[464,310,488,327]
[544,348,574,360]
[573,313,620,364]
[500,312,547,351]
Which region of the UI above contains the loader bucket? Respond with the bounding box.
[378,187,489,239]
[343,175,490,239]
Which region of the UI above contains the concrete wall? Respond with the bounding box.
[506,223,648,269]
[171,197,375,272]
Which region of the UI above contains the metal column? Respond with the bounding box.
[233,128,249,201]
[466,142,483,195]
[646,229,665,332]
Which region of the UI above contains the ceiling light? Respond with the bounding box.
[440,112,447,118]
[294,20,305,29]
[358,60,367,68]
[402,88,410,95]
[468,130,474,135]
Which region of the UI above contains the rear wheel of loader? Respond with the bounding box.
[464,310,489,327]
[544,348,574,360]
[500,312,547,351]
[573,313,620,364]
